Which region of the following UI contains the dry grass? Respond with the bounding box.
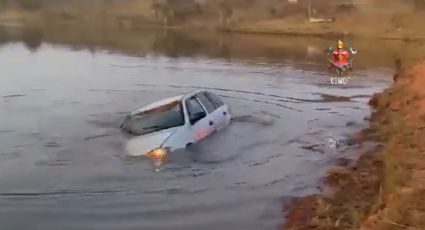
[223,7,425,40]
[285,61,425,230]
[0,8,42,25]
[219,1,425,40]
[2,0,425,40]
[285,148,383,230]
[360,63,425,230]
[0,1,161,29]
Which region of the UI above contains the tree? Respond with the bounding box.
[307,0,312,19]
[151,0,201,26]
[414,0,425,9]
[218,2,232,24]
[13,0,43,10]
[0,0,6,9]
[207,0,233,25]
[151,0,174,26]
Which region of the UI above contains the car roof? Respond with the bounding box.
[132,95,184,115]
[183,90,208,98]
[131,90,214,114]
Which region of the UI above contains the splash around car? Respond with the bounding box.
[121,90,232,166]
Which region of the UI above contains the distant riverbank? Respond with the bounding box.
[218,13,425,41]
[219,22,425,42]
[2,0,425,42]
[2,22,425,71]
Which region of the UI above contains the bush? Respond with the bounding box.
[0,0,7,9]
[336,3,356,12]
[268,6,278,17]
[414,0,425,10]
[15,0,43,10]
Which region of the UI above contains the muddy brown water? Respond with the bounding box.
[0,26,406,230]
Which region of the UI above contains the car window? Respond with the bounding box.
[186,96,206,118]
[206,92,224,107]
[121,100,184,136]
[196,92,217,113]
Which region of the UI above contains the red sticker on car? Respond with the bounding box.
[196,128,208,141]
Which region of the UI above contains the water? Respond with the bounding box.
[0,27,398,230]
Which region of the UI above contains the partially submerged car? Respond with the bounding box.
[121,90,232,163]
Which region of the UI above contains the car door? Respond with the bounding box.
[195,92,223,131]
[205,91,230,129]
[185,96,215,143]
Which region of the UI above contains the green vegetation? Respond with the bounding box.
[0,0,43,10]
[15,0,43,10]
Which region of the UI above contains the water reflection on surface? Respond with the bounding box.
[1,25,425,68]
[0,25,406,230]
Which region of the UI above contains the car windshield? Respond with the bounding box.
[121,100,184,136]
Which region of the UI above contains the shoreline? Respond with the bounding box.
[2,1,425,43]
[218,25,425,42]
[3,21,425,43]
[284,61,425,229]
[2,12,425,43]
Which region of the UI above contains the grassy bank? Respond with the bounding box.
[219,17,425,41]
[0,1,160,29]
[284,61,425,229]
[220,0,425,41]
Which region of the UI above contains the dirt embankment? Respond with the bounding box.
[284,62,425,229]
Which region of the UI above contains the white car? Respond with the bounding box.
[121,90,232,161]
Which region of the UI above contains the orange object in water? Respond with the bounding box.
[147,148,168,162]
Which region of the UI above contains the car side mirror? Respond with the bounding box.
[190,111,206,125]
[121,115,131,129]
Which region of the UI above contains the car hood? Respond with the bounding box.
[125,127,178,157]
